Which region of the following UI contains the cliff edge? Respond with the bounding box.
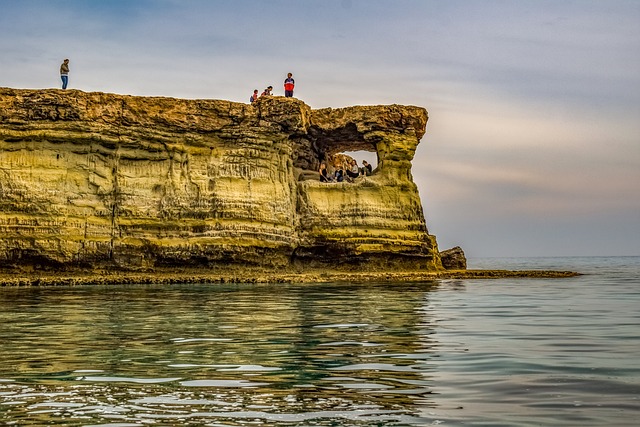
[0,88,442,272]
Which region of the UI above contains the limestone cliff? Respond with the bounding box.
[0,88,442,271]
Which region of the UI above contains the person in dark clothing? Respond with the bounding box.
[346,159,359,179]
[334,165,344,182]
[362,160,373,176]
[319,162,332,182]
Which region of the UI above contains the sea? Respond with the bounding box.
[0,256,638,426]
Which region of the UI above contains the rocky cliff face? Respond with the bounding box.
[0,88,442,271]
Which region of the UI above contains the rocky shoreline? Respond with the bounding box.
[0,268,580,286]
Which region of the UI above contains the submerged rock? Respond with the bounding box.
[0,88,445,272]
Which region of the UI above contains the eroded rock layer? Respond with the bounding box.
[0,88,441,271]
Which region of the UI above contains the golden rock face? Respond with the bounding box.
[0,88,441,271]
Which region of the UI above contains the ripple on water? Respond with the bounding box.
[319,341,383,347]
[80,376,181,384]
[166,364,281,371]
[84,424,140,427]
[179,379,269,387]
[171,337,233,343]
[313,323,371,328]
[131,395,231,406]
[329,363,422,372]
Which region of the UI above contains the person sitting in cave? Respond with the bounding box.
[361,160,373,176]
[319,162,332,182]
[346,159,360,180]
[333,164,344,182]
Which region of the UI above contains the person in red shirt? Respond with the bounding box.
[284,73,295,97]
[250,89,259,103]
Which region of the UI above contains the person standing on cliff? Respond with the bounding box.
[60,59,70,89]
[284,73,295,97]
[250,89,259,103]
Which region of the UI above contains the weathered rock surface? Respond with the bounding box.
[0,88,442,272]
[440,246,467,270]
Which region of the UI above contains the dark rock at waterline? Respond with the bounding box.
[440,246,467,270]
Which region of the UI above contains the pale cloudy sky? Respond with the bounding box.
[2,0,639,258]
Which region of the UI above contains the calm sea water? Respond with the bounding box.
[0,257,638,426]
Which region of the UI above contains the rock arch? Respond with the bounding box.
[0,89,440,271]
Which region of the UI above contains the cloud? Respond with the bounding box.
[416,93,640,210]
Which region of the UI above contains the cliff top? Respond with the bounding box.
[0,87,427,136]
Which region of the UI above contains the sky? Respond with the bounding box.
[1,0,639,258]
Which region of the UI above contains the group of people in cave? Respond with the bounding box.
[319,158,373,183]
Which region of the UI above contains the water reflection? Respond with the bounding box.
[0,281,441,426]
